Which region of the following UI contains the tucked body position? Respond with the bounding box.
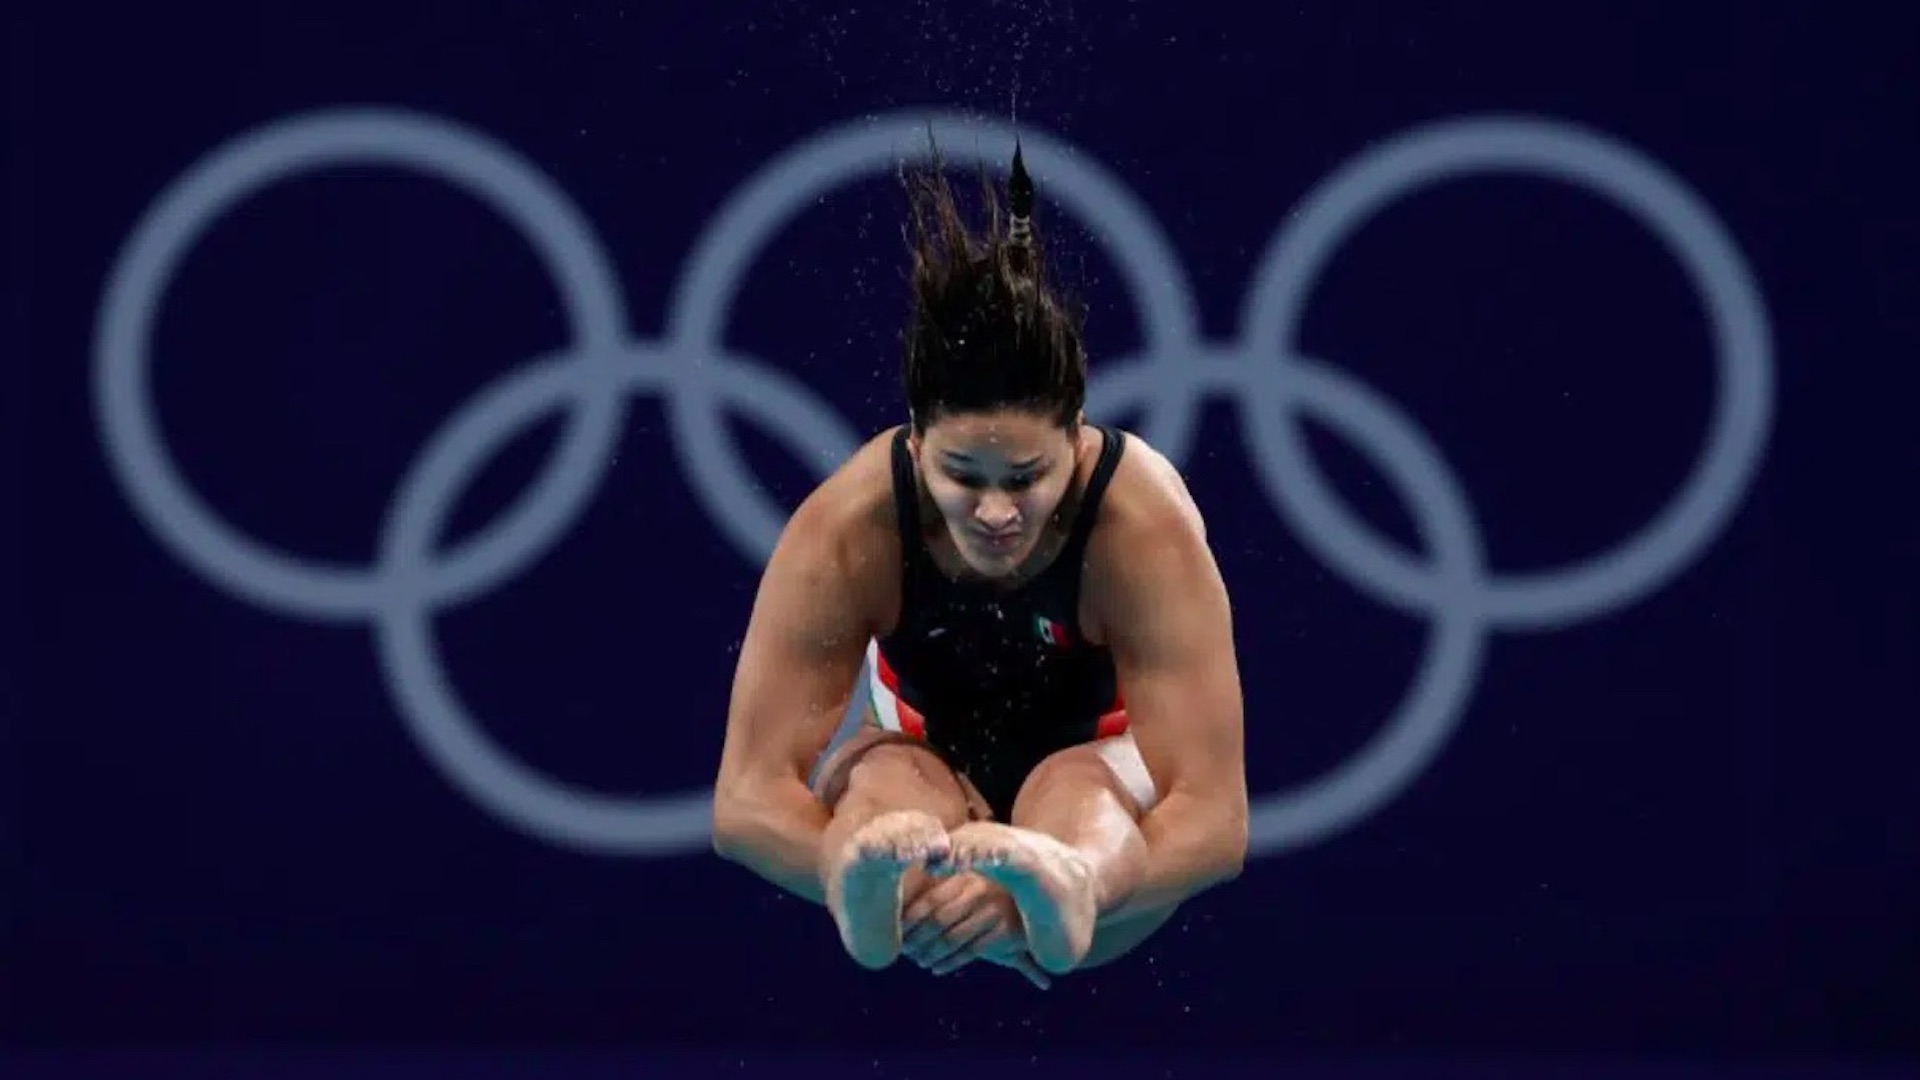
[711,142,1248,988]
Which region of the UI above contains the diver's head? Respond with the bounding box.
[899,142,1087,577]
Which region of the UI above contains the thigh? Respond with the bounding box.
[810,726,975,815]
[1009,738,1173,968]
[810,651,993,822]
[1079,904,1180,970]
[1009,734,1157,826]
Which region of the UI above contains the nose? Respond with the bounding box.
[974,494,1020,533]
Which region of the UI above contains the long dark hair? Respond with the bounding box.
[898,136,1087,433]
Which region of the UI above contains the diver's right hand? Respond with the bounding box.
[901,872,1051,989]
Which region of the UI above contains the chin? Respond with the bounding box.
[964,555,1018,578]
[961,539,1030,575]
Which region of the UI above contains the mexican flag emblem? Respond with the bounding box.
[1034,615,1071,647]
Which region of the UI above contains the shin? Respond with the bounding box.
[819,734,975,868]
[1009,742,1166,966]
[814,732,977,967]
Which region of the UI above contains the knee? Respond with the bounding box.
[836,741,971,824]
[1010,745,1143,827]
[845,741,940,791]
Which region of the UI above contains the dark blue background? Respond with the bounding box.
[6,0,1916,1073]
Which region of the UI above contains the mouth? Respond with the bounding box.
[971,531,1023,553]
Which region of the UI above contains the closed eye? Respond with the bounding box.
[946,471,1040,492]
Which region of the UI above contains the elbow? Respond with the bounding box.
[1157,783,1248,887]
[709,782,755,864]
[1213,796,1249,883]
[1216,806,1249,883]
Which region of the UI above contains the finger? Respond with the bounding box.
[929,930,995,976]
[902,875,966,933]
[902,922,933,956]
[903,910,956,965]
[910,913,983,969]
[902,910,975,960]
[931,951,982,977]
[923,876,993,930]
[903,898,969,960]
[924,910,999,971]
[903,921,952,966]
[930,940,989,976]
[901,890,939,933]
[1009,952,1053,990]
[900,868,944,912]
[904,874,1001,964]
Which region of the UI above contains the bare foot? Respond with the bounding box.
[946,822,1096,975]
[823,810,952,970]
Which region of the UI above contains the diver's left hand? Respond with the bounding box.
[901,872,1050,988]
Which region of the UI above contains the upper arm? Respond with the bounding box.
[714,493,879,798]
[1092,486,1246,811]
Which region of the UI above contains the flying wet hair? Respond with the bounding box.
[899,134,1087,434]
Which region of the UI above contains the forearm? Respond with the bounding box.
[711,778,833,906]
[1098,791,1246,927]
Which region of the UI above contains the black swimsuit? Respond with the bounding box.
[869,424,1130,820]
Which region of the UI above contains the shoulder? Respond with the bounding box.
[767,426,905,613]
[1081,429,1221,630]
[1092,428,1208,553]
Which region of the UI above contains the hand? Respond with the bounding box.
[900,872,1051,989]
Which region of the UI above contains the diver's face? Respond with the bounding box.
[913,409,1080,577]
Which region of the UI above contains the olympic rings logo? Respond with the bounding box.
[92,107,1774,859]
